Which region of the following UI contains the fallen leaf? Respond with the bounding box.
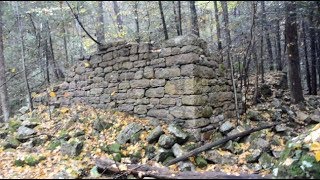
[118,164,127,171]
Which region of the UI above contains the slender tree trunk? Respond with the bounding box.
[112,1,123,35]
[0,1,10,122]
[302,19,312,95]
[276,17,282,71]
[317,2,320,88]
[261,1,274,71]
[285,1,304,103]
[158,1,168,40]
[308,9,317,95]
[220,1,239,120]
[189,1,200,37]
[214,1,222,51]
[221,1,232,68]
[260,32,265,83]
[134,2,140,42]
[178,1,182,35]
[173,1,180,36]
[96,1,105,44]
[46,20,60,80]
[250,2,258,105]
[15,2,33,111]
[60,2,69,67]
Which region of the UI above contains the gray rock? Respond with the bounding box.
[258,152,274,169]
[154,68,181,79]
[272,98,281,108]
[61,140,83,157]
[204,150,237,165]
[219,121,234,133]
[21,119,39,128]
[168,124,188,143]
[156,148,174,162]
[178,161,195,172]
[158,134,176,149]
[227,126,246,140]
[145,87,165,98]
[93,119,112,132]
[246,149,262,163]
[250,138,270,151]
[275,124,287,132]
[146,126,164,143]
[172,143,186,158]
[17,126,36,137]
[116,123,143,144]
[19,106,29,114]
[2,136,20,149]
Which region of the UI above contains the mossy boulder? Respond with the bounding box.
[47,140,61,150]
[273,124,320,179]
[195,156,208,168]
[14,155,46,167]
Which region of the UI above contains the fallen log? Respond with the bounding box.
[165,122,280,166]
[96,157,271,179]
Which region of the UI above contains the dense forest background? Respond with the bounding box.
[0,1,319,121]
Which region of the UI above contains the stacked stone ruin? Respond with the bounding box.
[33,34,237,135]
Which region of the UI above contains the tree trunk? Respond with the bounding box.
[213,1,222,51]
[276,17,282,71]
[96,1,105,44]
[302,19,312,95]
[112,1,123,35]
[60,2,69,67]
[0,1,10,122]
[173,1,180,36]
[220,1,239,119]
[15,2,33,112]
[189,1,200,37]
[250,2,259,105]
[285,1,304,103]
[261,1,274,71]
[133,2,140,42]
[317,2,320,88]
[308,9,317,95]
[158,1,168,40]
[220,1,232,68]
[260,32,265,83]
[178,1,182,35]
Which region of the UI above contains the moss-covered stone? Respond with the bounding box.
[130,131,141,144]
[14,155,46,167]
[113,153,122,162]
[8,120,22,132]
[195,156,207,168]
[2,136,20,149]
[47,140,61,150]
[57,130,71,141]
[108,143,121,153]
[163,156,175,165]
[93,119,113,132]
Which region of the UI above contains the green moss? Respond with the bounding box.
[14,155,45,167]
[163,156,175,165]
[113,153,122,162]
[218,64,226,76]
[8,120,21,132]
[57,130,70,140]
[195,156,208,168]
[14,159,25,167]
[109,143,121,153]
[47,140,61,150]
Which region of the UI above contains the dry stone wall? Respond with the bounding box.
[33,34,237,132]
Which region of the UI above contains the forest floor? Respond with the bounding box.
[0,72,319,179]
